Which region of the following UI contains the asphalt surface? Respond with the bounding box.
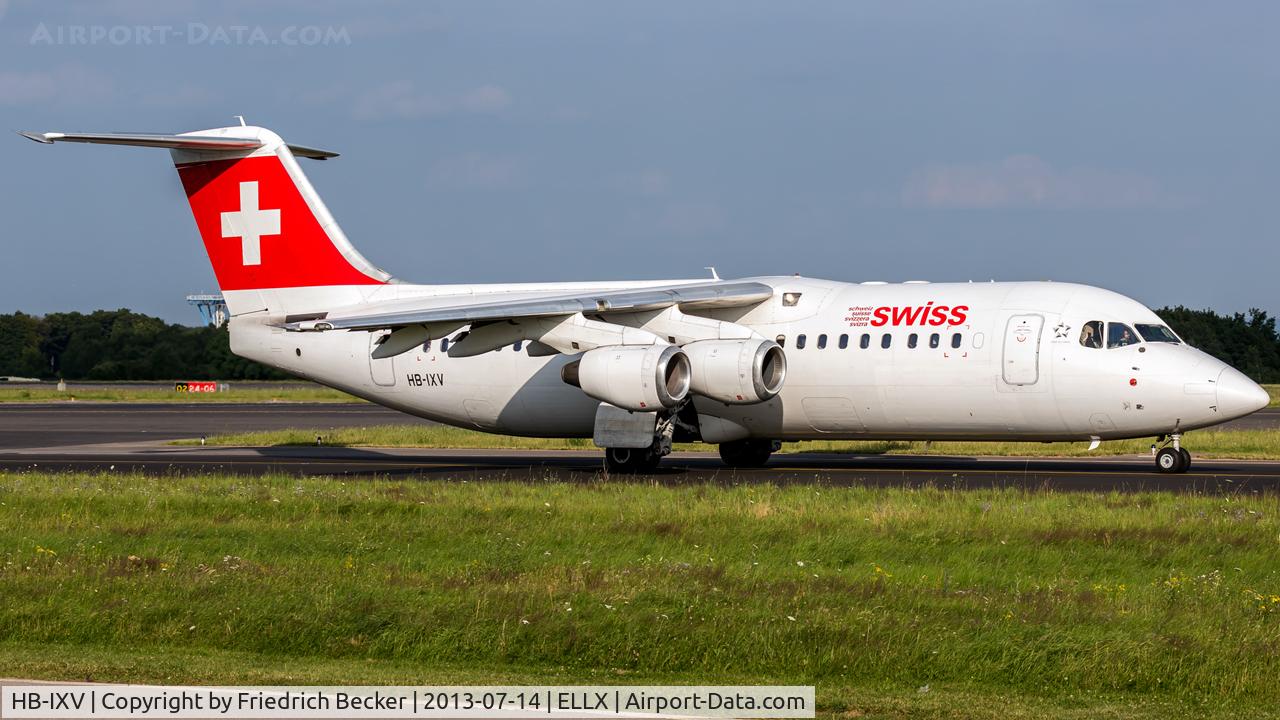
[0,402,423,449]
[0,402,1278,493]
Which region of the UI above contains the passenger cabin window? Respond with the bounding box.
[1136,324,1180,344]
[776,334,786,348]
[817,334,828,349]
[860,333,871,349]
[907,333,918,349]
[838,334,849,349]
[440,337,450,352]
[422,340,431,352]
[513,340,523,351]
[796,334,807,349]
[929,333,940,349]
[881,333,892,349]
[950,333,962,349]
[1079,321,1103,349]
[1107,323,1140,349]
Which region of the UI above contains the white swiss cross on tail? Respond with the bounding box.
[220,181,280,266]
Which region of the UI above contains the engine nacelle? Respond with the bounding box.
[683,338,786,404]
[561,344,691,411]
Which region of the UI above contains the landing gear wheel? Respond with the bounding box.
[1155,447,1186,474]
[1178,447,1192,472]
[604,447,661,474]
[718,439,776,468]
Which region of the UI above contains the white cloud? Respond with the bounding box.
[425,153,526,190]
[0,64,114,106]
[352,81,511,120]
[900,155,1182,209]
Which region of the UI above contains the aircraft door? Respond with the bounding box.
[368,331,397,386]
[1001,314,1043,386]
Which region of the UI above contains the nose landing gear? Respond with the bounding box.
[1152,433,1192,474]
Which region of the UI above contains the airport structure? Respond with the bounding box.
[186,293,229,328]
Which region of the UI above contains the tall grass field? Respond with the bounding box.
[2,471,1279,718]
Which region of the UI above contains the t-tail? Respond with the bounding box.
[19,125,391,317]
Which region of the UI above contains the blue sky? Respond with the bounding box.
[1,1,1276,323]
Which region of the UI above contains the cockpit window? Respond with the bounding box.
[1135,324,1180,344]
[1079,321,1103,349]
[1107,323,1140,349]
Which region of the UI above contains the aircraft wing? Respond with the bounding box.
[286,280,775,332]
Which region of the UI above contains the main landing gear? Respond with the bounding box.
[1153,433,1192,474]
[604,446,663,473]
[602,412,676,474]
[718,438,781,468]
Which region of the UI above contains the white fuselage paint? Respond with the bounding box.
[230,277,1260,442]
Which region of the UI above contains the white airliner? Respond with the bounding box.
[21,124,1270,474]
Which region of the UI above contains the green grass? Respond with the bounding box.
[2,472,1280,718]
[1267,384,1280,408]
[178,425,1280,460]
[0,383,362,403]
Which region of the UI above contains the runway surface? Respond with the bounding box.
[0,402,421,448]
[1,402,1277,493]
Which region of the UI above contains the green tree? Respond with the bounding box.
[5,309,289,381]
[1156,307,1280,383]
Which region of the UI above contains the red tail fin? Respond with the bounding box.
[173,128,388,293]
[20,125,391,316]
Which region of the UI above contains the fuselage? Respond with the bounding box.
[232,276,1269,443]
[24,125,1267,451]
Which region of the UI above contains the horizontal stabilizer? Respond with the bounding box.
[18,131,338,159]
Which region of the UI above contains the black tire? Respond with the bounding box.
[718,439,775,468]
[604,447,660,474]
[1178,447,1192,473]
[1155,447,1182,474]
[637,449,663,472]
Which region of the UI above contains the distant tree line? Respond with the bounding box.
[0,309,288,380]
[0,306,1277,382]
[1156,307,1280,383]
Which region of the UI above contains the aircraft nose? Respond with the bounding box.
[1217,366,1270,419]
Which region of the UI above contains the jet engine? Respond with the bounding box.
[683,338,786,404]
[561,344,691,411]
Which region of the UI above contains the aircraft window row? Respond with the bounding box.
[1080,321,1177,349]
[780,331,967,351]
